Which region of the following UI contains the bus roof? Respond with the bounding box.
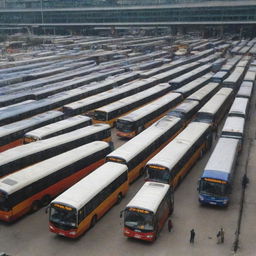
[229,97,249,117]
[173,73,212,95]
[202,138,240,181]
[237,82,253,98]
[187,82,219,102]
[94,83,171,113]
[221,116,245,135]
[64,77,157,111]
[169,100,199,114]
[197,88,233,115]
[244,70,256,82]
[107,116,181,162]
[118,92,181,122]
[0,141,109,195]
[146,122,210,170]
[0,111,63,138]
[25,115,91,139]
[0,124,110,166]
[126,182,170,214]
[223,67,245,87]
[51,162,128,210]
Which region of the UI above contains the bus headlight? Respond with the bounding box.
[199,195,204,201]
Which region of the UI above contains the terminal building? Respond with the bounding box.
[0,0,255,35]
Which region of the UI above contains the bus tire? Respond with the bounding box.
[90,215,97,228]
[116,193,123,204]
[31,200,41,212]
[41,195,51,206]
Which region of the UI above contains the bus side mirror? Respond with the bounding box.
[45,205,49,214]
[197,179,200,191]
[120,210,123,218]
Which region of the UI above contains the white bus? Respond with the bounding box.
[24,115,92,143]
[49,162,129,238]
[228,97,249,119]
[122,182,173,242]
[0,141,111,222]
[145,122,212,187]
[198,138,240,206]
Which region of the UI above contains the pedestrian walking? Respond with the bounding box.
[167,219,173,232]
[190,229,195,243]
[242,174,249,189]
[217,228,224,244]
[216,231,221,244]
[220,228,224,243]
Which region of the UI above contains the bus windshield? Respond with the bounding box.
[195,113,213,123]
[94,111,107,121]
[200,179,227,196]
[146,167,170,184]
[116,120,136,132]
[124,209,154,232]
[50,205,77,229]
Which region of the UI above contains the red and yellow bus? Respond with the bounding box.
[0,123,111,178]
[49,162,128,238]
[93,83,172,127]
[116,92,182,138]
[106,116,184,183]
[0,141,111,222]
[0,111,63,152]
[122,182,173,242]
[145,122,212,188]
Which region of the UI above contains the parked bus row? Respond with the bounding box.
[0,123,111,178]
[0,111,64,153]
[198,78,253,206]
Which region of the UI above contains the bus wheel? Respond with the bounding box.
[116,193,123,204]
[41,195,51,206]
[90,215,97,228]
[31,201,41,212]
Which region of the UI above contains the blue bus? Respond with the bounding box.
[198,137,240,206]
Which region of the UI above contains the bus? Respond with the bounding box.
[122,182,173,242]
[145,122,212,187]
[237,81,253,99]
[93,83,172,127]
[169,64,212,89]
[198,138,240,206]
[63,77,160,116]
[187,82,220,106]
[0,141,111,222]
[222,67,245,91]
[194,88,234,129]
[173,73,212,98]
[107,116,183,183]
[49,162,128,238]
[116,92,182,138]
[210,71,228,84]
[167,100,200,126]
[243,70,256,84]
[0,124,111,178]
[0,111,63,152]
[24,115,92,143]
[221,116,245,148]
[228,97,249,119]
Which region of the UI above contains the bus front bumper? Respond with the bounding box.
[199,194,229,206]
[49,223,78,238]
[123,227,155,242]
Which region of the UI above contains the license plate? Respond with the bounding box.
[209,202,217,205]
[58,232,65,236]
[134,234,141,239]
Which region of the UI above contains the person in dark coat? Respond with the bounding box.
[168,219,173,232]
[190,229,195,243]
